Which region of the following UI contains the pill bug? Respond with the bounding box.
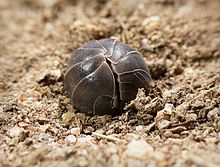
[64,38,151,115]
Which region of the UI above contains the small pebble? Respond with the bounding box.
[163,103,174,113]
[34,101,43,111]
[50,69,61,80]
[155,103,174,121]
[32,91,42,100]
[18,92,28,103]
[142,16,160,26]
[65,135,77,144]
[124,139,153,160]
[39,124,51,132]
[163,90,172,98]
[8,126,24,138]
[141,38,154,51]
[70,127,81,136]
[83,126,95,135]
[135,125,143,132]
[157,120,170,130]
[62,111,75,125]
[207,108,220,121]
[77,136,92,145]
[18,122,29,129]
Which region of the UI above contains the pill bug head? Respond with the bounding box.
[64,38,151,116]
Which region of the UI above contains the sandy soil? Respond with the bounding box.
[0,0,220,166]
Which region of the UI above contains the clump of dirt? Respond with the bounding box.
[0,0,220,166]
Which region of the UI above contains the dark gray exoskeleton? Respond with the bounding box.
[64,38,151,115]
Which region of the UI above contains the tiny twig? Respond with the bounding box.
[92,132,122,143]
[171,120,195,127]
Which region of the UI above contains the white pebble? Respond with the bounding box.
[164,103,174,113]
[135,125,143,132]
[8,126,23,138]
[65,135,77,143]
[77,136,92,145]
[141,38,154,51]
[50,69,61,79]
[142,16,160,26]
[124,139,154,160]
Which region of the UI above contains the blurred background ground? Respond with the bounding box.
[0,0,220,166]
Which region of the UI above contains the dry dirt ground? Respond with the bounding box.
[0,0,220,166]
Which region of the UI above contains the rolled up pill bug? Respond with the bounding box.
[64,38,151,115]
